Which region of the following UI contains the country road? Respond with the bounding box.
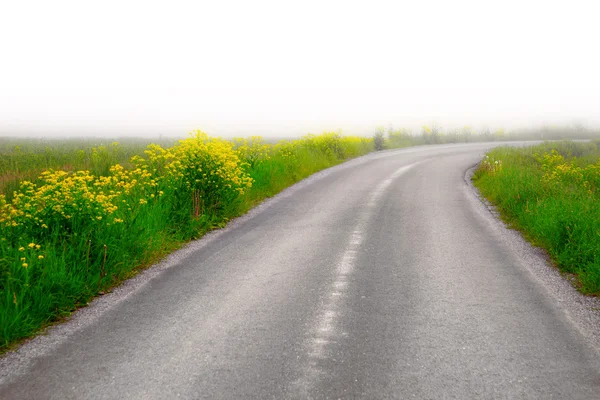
[1,143,599,399]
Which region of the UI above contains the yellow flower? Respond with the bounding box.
[38,255,44,260]
[28,242,36,249]
[21,257,26,262]
[18,247,25,252]
[22,263,28,268]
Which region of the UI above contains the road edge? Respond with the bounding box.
[0,145,423,383]
[464,162,600,355]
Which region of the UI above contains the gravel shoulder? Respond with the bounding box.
[465,164,600,354]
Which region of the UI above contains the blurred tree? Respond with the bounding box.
[373,127,385,151]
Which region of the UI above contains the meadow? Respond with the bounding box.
[473,141,600,295]
[0,137,178,200]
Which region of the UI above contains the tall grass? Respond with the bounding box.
[0,132,373,351]
[0,137,177,200]
[473,140,600,295]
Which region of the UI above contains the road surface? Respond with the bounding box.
[1,143,599,399]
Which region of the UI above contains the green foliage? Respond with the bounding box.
[473,141,600,295]
[0,137,176,201]
[373,128,385,151]
[383,126,600,149]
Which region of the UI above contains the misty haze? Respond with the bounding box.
[1,1,600,399]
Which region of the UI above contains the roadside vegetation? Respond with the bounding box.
[1,126,598,351]
[0,132,373,351]
[0,137,177,201]
[473,141,600,295]
[378,124,599,149]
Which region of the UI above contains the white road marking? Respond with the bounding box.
[294,162,418,393]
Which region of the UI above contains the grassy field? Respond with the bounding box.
[0,137,178,201]
[473,141,600,295]
[3,125,595,199]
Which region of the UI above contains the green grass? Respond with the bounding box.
[0,137,177,200]
[472,140,600,295]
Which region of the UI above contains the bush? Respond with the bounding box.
[373,131,385,151]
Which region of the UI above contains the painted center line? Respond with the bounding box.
[292,162,419,394]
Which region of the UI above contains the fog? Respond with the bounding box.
[1,0,599,139]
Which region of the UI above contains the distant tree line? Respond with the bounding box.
[372,124,600,150]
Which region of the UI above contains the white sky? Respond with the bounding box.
[1,0,599,138]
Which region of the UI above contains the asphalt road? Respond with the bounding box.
[1,143,600,399]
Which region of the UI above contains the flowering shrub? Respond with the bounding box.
[233,136,272,169]
[132,131,253,217]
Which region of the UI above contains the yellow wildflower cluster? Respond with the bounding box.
[538,149,565,172]
[280,133,372,161]
[15,241,44,269]
[537,149,600,195]
[0,131,257,244]
[131,131,253,214]
[300,133,348,160]
[168,131,253,194]
[273,140,299,160]
[333,135,373,158]
[0,162,156,241]
[233,136,272,168]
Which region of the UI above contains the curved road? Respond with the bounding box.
[1,143,599,399]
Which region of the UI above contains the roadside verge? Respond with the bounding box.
[465,161,600,354]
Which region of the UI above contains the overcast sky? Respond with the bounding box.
[1,0,599,138]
